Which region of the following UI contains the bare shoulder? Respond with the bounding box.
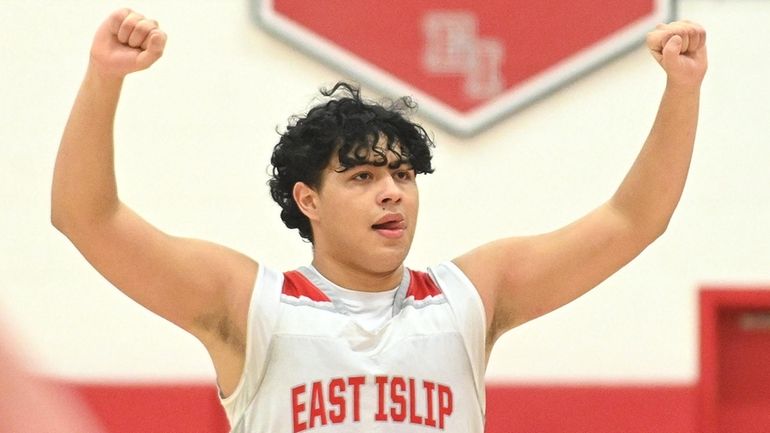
[453,202,653,341]
[452,237,531,337]
[56,203,261,346]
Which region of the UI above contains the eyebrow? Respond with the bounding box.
[333,162,414,172]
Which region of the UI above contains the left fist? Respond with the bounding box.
[646,21,707,88]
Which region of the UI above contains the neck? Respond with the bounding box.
[311,254,403,293]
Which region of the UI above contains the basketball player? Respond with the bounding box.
[52,9,707,432]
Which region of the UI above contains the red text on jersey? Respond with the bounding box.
[291,375,453,432]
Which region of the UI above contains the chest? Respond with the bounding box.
[254,303,478,432]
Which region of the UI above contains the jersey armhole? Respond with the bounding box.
[429,261,488,415]
[219,264,282,423]
[437,261,488,334]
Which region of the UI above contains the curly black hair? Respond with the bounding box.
[268,82,435,243]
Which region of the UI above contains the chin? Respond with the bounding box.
[371,245,412,271]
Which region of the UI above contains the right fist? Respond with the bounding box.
[90,9,167,78]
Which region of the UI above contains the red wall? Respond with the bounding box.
[73,383,229,433]
[66,382,696,433]
[486,383,695,433]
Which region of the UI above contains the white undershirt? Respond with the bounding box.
[309,265,399,332]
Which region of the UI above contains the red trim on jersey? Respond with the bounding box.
[407,270,443,301]
[283,271,332,302]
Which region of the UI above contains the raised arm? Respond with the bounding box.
[51,9,256,395]
[454,22,708,344]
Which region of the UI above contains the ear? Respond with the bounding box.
[293,182,320,221]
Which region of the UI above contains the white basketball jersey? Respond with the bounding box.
[220,262,487,433]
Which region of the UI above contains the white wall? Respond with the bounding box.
[1,0,768,384]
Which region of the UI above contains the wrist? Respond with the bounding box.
[84,61,125,89]
[664,79,702,97]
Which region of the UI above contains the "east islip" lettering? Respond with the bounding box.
[291,375,454,432]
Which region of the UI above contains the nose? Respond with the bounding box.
[376,175,402,207]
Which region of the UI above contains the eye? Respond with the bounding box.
[394,170,414,181]
[352,171,373,181]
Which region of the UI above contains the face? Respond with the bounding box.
[296,145,419,275]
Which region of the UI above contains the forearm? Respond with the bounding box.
[51,66,124,230]
[610,82,700,238]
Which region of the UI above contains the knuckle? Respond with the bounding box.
[135,19,153,32]
[114,8,132,20]
[120,19,136,32]
[122,13,143,31]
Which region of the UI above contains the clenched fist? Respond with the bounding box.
[646,21,707,89]
[89,9,167,78]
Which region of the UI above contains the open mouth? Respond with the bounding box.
[372,220,405,230]
[372,214,406,238]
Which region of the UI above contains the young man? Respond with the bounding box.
[52,9,707,433]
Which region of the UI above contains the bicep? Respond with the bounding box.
[455,202,653,336]
[62,202,257,339]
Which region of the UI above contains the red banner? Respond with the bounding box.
[253,0,672,135]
